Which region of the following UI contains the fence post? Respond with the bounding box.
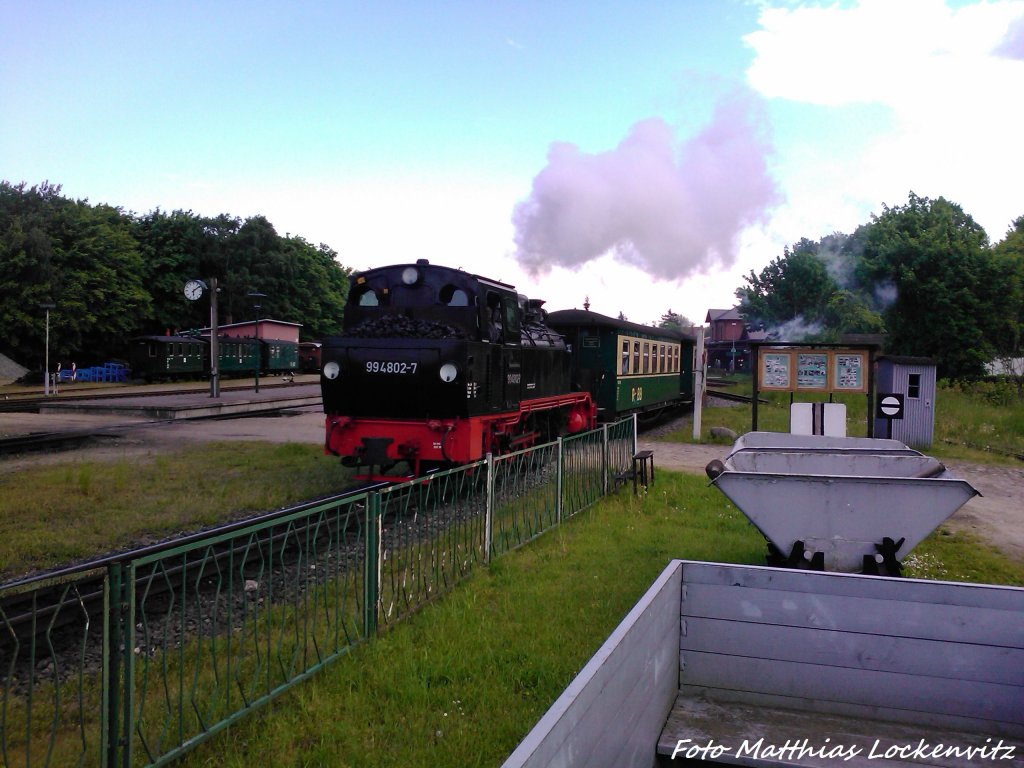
[485,452,494,563]
[364,492,381,639]
[632,413,638,456]
[103,561,134,768]
[602,423,609,497]
[556,436,564,525]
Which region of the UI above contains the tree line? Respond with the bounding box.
[5,182,1021,385]
[735,192,1024,381]
[0,181,351,371]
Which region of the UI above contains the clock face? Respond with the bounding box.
[184,279,205,301]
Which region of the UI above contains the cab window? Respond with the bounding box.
[354,286,379,306]
[440,284,470,307]
[502,297,520,343]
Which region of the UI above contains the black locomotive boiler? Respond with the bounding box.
[321,260,596,479]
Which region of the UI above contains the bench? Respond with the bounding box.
[657,563,1024,767]
[615,450,655,495]
[501,561,1024,768]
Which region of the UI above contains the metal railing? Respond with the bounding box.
[1,418,637,767]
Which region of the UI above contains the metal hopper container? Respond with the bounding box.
[707,432,980,574]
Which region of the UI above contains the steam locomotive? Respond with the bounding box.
[321,260,696,480]
[320,260,596,479]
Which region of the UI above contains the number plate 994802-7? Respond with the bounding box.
[365,361,418,374]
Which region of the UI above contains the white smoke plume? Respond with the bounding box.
[767,315,824,342]
[873,281,898,308]
[512,93,779,281]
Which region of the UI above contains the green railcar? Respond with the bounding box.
[217,337,259,375]
[128,336,207,381]
[547,310,695,421]
[262,339,299,372]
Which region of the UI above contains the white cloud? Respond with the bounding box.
[745,0,1024,239]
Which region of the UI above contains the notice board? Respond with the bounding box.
[758,348,868,394]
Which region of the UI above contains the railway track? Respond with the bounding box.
[705,388,767,404]
[0,480,392,694]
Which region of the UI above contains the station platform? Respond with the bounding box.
[36,382,322,421]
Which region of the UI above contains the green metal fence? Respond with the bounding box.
[1,417,637,767]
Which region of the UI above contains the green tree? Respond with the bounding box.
[735,238,838,332]
[0,181,150,368]
[133,209,222,333]
[854,193,995,379]
[990,216,1024,395]
[0,181,62,368]
[658,309,693,331]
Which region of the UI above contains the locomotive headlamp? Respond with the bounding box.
[323,361,340,380]
[401,267,419,285]
[439,362,458,382]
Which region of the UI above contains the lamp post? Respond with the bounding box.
[40,303,56,395]
[248,291,266,392]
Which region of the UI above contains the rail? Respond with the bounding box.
[1,417,637,767]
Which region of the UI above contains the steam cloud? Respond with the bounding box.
[512,94,779,280]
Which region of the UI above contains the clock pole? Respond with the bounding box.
[209,277,220,398]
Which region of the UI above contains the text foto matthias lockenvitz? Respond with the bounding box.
[671,737,1019,762]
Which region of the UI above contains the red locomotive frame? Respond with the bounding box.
[325,391,596,481]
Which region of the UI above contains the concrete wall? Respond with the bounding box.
[501,560,682,768]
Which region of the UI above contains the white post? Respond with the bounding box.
[41,303,55,396]
[556,436,564,525]
[692,327,706,441]
[601,423,609,496]
[485,452,494,563]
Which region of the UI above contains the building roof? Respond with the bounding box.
[705,307,744,323]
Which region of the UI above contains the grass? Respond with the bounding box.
[0,442,353,580]
[3,435,1020,766]
[179,472,766,768]
[174,470,1020,767]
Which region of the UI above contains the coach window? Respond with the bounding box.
[642,343,650,373]
[660,344,666,373]
[633,341,640,373]
[621,339,630,374]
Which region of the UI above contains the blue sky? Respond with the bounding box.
[3,0,1023,326]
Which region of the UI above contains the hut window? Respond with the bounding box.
[908,373,921,399]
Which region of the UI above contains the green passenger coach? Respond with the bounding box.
[547,309,696,421]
